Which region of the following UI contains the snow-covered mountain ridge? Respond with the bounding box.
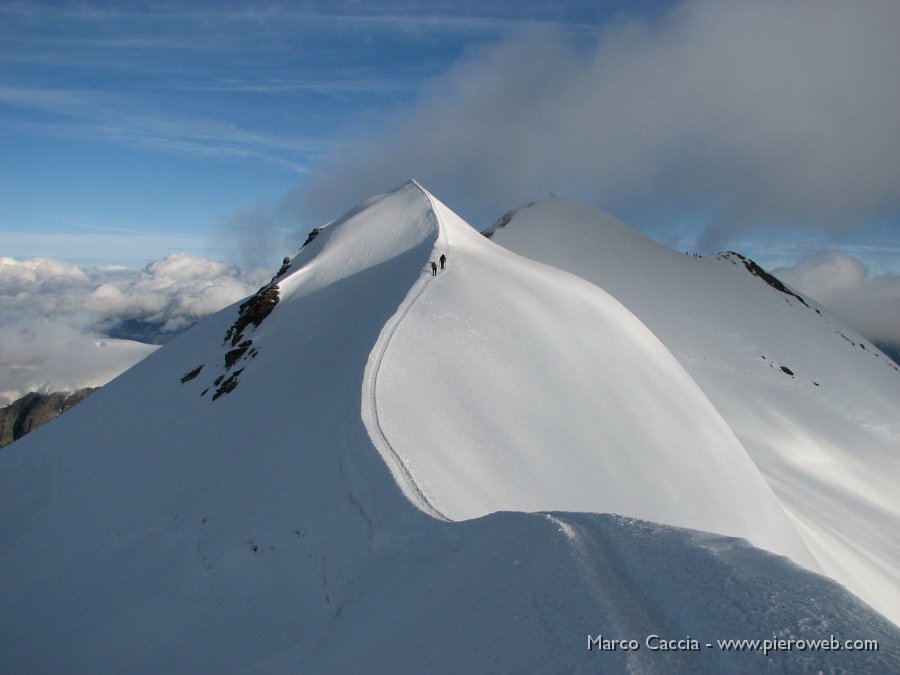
[487,197,900,626]
[366,186,814,565]
[1,181,897,672]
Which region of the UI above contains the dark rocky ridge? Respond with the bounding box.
[0,388,97,449]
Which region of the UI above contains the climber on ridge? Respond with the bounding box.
[430,261,437,276]
[439,253,447,270]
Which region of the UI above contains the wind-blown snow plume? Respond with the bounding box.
[0,254,269,404]
[291,0,900,244]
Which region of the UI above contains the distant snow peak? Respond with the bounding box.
[488,195,900,625]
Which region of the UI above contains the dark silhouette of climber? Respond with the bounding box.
[430,261,437,276]
[439,254,446,270]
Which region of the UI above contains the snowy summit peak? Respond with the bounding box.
[486,195,678,260]
[1,182,898,672]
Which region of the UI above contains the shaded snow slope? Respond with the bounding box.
[369,185,815,569]
[2,182,897,672]
[489,197,900,626]
[258,513,900,675]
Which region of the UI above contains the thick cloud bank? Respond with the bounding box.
[775,252,900,357]
[0,254,269,404]
[294,0,900,245]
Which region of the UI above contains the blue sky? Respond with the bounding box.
[2,0,899,275]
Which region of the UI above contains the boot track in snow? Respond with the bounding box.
[361,183,451,521]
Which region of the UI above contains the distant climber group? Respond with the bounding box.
[430,254,447,276]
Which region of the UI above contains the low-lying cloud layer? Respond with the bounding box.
[0,254,269,404]
[290,0,900,248]
[2,244,896,409]
[775,252,900,356]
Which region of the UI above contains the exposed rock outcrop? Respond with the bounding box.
[0,388,97,448]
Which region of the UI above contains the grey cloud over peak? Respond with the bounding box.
[291,0,900,243]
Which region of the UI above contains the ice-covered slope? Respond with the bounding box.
[488,197,900,626]
[1,182,898,673]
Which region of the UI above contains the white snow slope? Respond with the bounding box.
[488,197,900,627]
[1,182,898,673]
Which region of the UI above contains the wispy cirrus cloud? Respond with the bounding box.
[1,1,641,195]
[0,1,600,41]
[0,83,324,170]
